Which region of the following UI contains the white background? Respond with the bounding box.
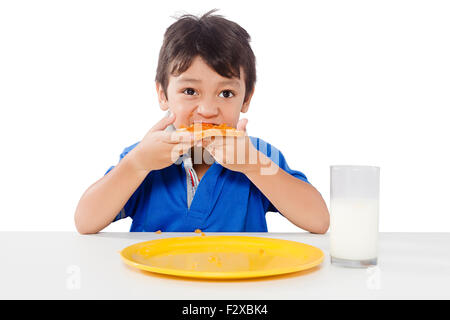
[0,0,449,232]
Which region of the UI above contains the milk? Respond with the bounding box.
[330,198,379,261]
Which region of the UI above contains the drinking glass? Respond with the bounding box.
[330,165,380,268]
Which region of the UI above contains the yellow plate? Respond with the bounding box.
[120,236,324,279]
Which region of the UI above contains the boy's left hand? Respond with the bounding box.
[202,118,264,175]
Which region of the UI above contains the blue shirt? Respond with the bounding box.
[105,137,310,232]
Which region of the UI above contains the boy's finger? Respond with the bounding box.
[180,143,195,154]
[150,113,175,132]
[161,131,195,144]
[169,143,190,162]
[236,118,248,133]
[170,142,195,158]
[200,137,212,147]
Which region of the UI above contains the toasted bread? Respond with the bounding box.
[177,123,245,140]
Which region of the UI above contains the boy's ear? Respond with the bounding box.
[241,87,255,113]
[156,82,169,111]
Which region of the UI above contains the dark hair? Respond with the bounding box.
[155,9,256,103]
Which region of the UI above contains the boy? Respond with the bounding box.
[74,10,329,234]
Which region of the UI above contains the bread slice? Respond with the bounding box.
[177,123,245,140]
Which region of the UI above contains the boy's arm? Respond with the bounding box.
[244,152,330,234]
[202,126,330,234]
[74,150,150,234]
[74,114,194,234]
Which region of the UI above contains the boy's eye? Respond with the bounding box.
[183,88,197,96]
[219,90,235,98]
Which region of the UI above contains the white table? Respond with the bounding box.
[1,232,449,299]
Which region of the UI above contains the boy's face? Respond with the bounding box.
[156,56,254,129]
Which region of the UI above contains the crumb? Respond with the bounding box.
[194,229,202,233]
[201,232,206,236]
[207,256,221,266]
[259,249,265,255]
[155,230,162,234]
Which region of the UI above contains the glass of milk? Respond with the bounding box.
[330,165,380,268]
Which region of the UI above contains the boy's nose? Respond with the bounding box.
[196,101,219,118]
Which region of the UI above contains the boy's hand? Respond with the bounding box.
[128,113,195,172]
[203,118,269,174]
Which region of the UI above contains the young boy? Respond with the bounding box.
[74,10,329,234]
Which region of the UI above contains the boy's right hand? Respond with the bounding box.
[128,113,195,172]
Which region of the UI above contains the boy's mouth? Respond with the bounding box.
[191,120,220,126]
